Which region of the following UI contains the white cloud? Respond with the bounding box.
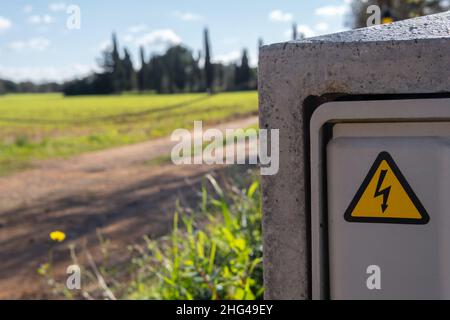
[284,21,338,40]
[135,29,182,47]
[174,11,202,21]
[128,24,147,34]
[24,5,33,14]
[248,51,258,67]
[123,34,134,43]
[214,50,257,67]
[315,22,329,32]
[49,2,67,12]
[28,15,40,24]
[214,50,241,64]
[269,10,293,22]
[43,15,53,24]
[285,24,316,39]
[297,25,316,38]
[7,38,51,52]
[29,14,54,25]
[0,64,98,83]
[315,5,349,17]
[223,37,239,45]
[97,39,112,52]
[0,16,12,31]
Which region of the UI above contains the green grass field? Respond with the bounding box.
[0,91,258,175]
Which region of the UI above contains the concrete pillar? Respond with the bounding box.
[258,12,450,300]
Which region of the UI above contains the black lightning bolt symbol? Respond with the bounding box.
[374,170,391,213]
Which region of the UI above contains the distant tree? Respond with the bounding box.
[96,32,126,93]
[138,46,148,92]
[0,80,17,93]
[148,54,164,93]
[63,73,115,96]
[203,28,214,93]
[240,49,251,85]
[15,27,265,96]
[348,0,449,28]
[234,49,251,90]
[257,38,264,64]
[110,33,126,92]
[164,45,197,93]
[187,50,202,92]
[65,33,127,96]
[123,48,136,91]
[98,47,113,74]
[0,78,62,94]
[92,73,115,94]
[292,23,298,40]
[222,64,237,91]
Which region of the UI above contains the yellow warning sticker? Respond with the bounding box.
[344,152,429,224]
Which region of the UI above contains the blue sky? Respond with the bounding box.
[0,0,351,83]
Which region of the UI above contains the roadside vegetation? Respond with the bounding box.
[39,171,263,300]
[0,91,257,175]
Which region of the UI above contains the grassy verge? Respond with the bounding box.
[0,91,257,175]
[39,170,263,300]
[146,123,259,166]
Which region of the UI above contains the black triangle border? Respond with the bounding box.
[344,151,430,225]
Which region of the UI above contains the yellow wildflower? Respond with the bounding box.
[382,17,394,24]
[50,231,66,242]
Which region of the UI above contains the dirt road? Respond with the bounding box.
[0,116,258,299]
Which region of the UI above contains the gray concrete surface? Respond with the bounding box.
[258,12,450,300]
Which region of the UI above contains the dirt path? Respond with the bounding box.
[0,116,258,299]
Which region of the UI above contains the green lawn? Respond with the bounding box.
[0,91,258,175]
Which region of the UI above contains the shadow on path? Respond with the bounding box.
[0,163,254,299]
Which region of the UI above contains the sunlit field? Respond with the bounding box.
[0,91,258,175]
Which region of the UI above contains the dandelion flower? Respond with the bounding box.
[50,231,66,242]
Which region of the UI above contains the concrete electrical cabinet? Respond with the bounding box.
[310,99,450,299]
[259,13,450,300]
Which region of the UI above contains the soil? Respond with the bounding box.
[0,116,258,299]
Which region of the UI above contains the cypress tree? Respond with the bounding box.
[138,46,147,92]
[258,38,264,57]
[235,49,251,90]
[203,28,214,93]
[123,48,136,91]
[111,33,126,92]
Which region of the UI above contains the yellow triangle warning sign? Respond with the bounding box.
[344,152,429,224]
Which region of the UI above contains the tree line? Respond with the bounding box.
[0,79,62,95]
[63,28,258,96]
[1,0,447,96]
